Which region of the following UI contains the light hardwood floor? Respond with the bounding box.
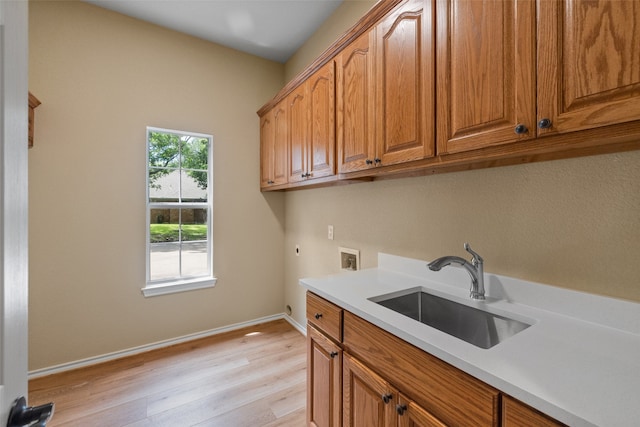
[29,319,307,427]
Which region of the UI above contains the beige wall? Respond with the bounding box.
[282,1,640,327]
[285,0,377,82]
[28,0,640,371]
[28,1,285,370]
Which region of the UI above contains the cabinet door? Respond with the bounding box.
[537,0,640,136]
[272,101,289,185]
[375,0,435,166]
[260,102,289,188]
[336,30,376,173]
[260,110,275,188]
[308,326,342,427]
[308,61,336,179]
[288,84,309,183]
[436,0,536,154]
[397,394,446,427]
[343,353,395,427]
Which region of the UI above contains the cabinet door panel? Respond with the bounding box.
[538,0,640,136]
[288,85,309,183]
[337,31,376,173]
[309,62,336,179]
[272,102,289,185]
[308,326,342,427]
[397,394,446,427]
[377,0,434,165]
[260,112,274,188]
[436,0,535,154]
[343,353,395,427]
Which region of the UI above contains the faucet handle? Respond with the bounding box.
[464,243,483,265]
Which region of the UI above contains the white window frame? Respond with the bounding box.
[143,127,216,297]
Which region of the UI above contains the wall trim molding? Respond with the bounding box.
[29,313,304,379]
[283,313,306,336]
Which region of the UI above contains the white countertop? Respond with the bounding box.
[300,253,640,427]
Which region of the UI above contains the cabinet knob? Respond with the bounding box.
[538,118,552,129]
[396,404,407,416]
[330,351,339,359]
[314,313,323,320]
[374,158,381,164]
[382,393,393,404]
[365,159,374,165]
[514,124,528,134]
[267,180,274,184]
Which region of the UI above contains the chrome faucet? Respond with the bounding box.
[428,243,485,300]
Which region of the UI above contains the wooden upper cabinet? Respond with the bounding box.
[288,83,309,183]
[537,0,640,136]
[376,0,435,166]
[308,61,336,180]
[336,30,377,174]
[28,92,41,148]
[260,101,288,188]
[436,0,536,155]
[289,61,336,183]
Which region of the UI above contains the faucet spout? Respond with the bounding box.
[427,243,485,300]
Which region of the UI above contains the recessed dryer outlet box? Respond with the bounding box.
[339,247,360,271]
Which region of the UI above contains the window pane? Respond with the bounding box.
[180,208,207,241]
[181,241,208,277]
[181,136,208,171]
[181,170,208,202]
[149,209,180,243]
[149,243,180,281]
[149,131,180,169]
[149,168,179,202]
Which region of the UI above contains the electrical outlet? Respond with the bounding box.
[328,225,334,240]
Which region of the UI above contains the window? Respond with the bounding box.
[144,127,215,297]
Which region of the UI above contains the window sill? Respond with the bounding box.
[142,277,217,297]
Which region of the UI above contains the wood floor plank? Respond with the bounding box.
[29,319,307,427]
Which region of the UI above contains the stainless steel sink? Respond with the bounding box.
[370,290,531,349]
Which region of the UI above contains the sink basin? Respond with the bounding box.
[370,290,531,349]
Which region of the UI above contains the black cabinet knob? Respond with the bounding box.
[374,158,381,164]
[382,393,393,404]
[330,351,338,358]
[514,124,528,134]
[314,313,322,320]
[365,159,373,165]
[396,404,407,415]
[538,118,552,129]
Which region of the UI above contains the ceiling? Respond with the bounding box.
[85,0,344,63]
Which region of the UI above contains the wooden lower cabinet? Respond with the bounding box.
[343,353,445,427]
[308,325,342,427]
[343,353,396,427]
[307,292,565,427]
[502,395,565,427]
[397,394,446,427]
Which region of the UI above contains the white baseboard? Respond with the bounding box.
[283,314,306,336]
[29,313,303,379]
